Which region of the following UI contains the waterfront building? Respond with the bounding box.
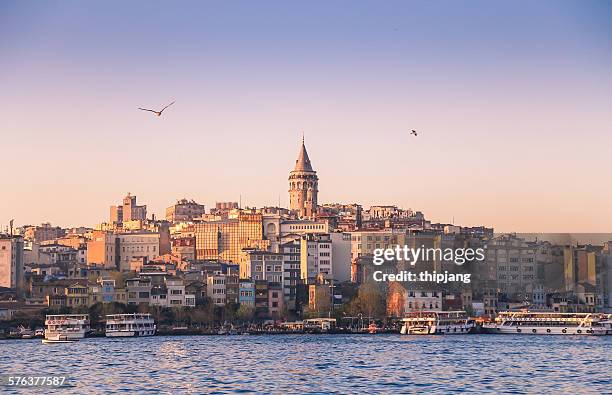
[207,274,227,306]
[254,280,269,318]
[30,278,85,301]
[239,280,255,306]
[485,235,539,301]
[387,284,444,316]
[603,242,612,308]
[268,282,284,318]
[225,274,239,304]
[288,138,318,218]
[126,277,152,305]
[166,199,205,222]
[405,289,443,312]
[149,285,168,307]
[563,246,606,308]
[185,280,207,303]
[166,277,186,307]
[0,235,24,290]
[65,283,89,308]
[110,193,147,224]
[88,278,116,304]
[194,212,266,263]
[308,274,332,314]
[280,241,301,310]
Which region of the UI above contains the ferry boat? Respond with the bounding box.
[105,313,156,337]
[483,311,612,335]
[43,314,90,343]
[400,311,474,335]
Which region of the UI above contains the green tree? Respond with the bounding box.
[235,305,255,323]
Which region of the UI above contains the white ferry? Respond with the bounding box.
[43,314,90,343]
[105,313,156,337]
[400,311,474,335]
[484,311,612,335]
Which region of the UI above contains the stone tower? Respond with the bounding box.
[289,137,318,218]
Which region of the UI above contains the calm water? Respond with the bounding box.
[0,334,610,394]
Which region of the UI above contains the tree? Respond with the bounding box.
[235,305,255,323]
[351,282,386,319]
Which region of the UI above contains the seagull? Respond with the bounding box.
[410,130,418,136]
[138,101,175,116]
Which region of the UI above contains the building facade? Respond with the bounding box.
[110,193,147,224]
[166,199,205,222]
[194,213,266,263]
[0,235,24,290]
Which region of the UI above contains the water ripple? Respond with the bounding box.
[0,335,610,394]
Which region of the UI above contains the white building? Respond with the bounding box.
[405,290,443,312]
[280,220,329,238]
[207,274,227,306]
[166,278,186,307]
[300,234,332,281]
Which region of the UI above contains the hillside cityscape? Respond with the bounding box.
[1,140,611,333]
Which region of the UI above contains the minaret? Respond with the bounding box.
[289,136,318,218]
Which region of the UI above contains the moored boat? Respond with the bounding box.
[105,313,156,337]
[400,311,474,335]
[43,314,89,343]
[483,311,612,335]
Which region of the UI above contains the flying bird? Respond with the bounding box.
[410,130,418,136]
[138,101,175,116]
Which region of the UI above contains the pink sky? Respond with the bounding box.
[1,1,611,232]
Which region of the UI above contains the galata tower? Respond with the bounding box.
[289,137,318,218]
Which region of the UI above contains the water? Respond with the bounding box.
[1,334,610,394]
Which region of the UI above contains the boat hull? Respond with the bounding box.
[484,325,611,335]
[106,329,156,337]
[401,324,473,335]
[44,331,86,341]
[42,338,79,344]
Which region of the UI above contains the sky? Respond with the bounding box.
[1,1,611,232]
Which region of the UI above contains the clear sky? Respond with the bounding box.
[1,1,611,232]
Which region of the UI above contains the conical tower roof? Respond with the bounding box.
[294,138,314,172]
